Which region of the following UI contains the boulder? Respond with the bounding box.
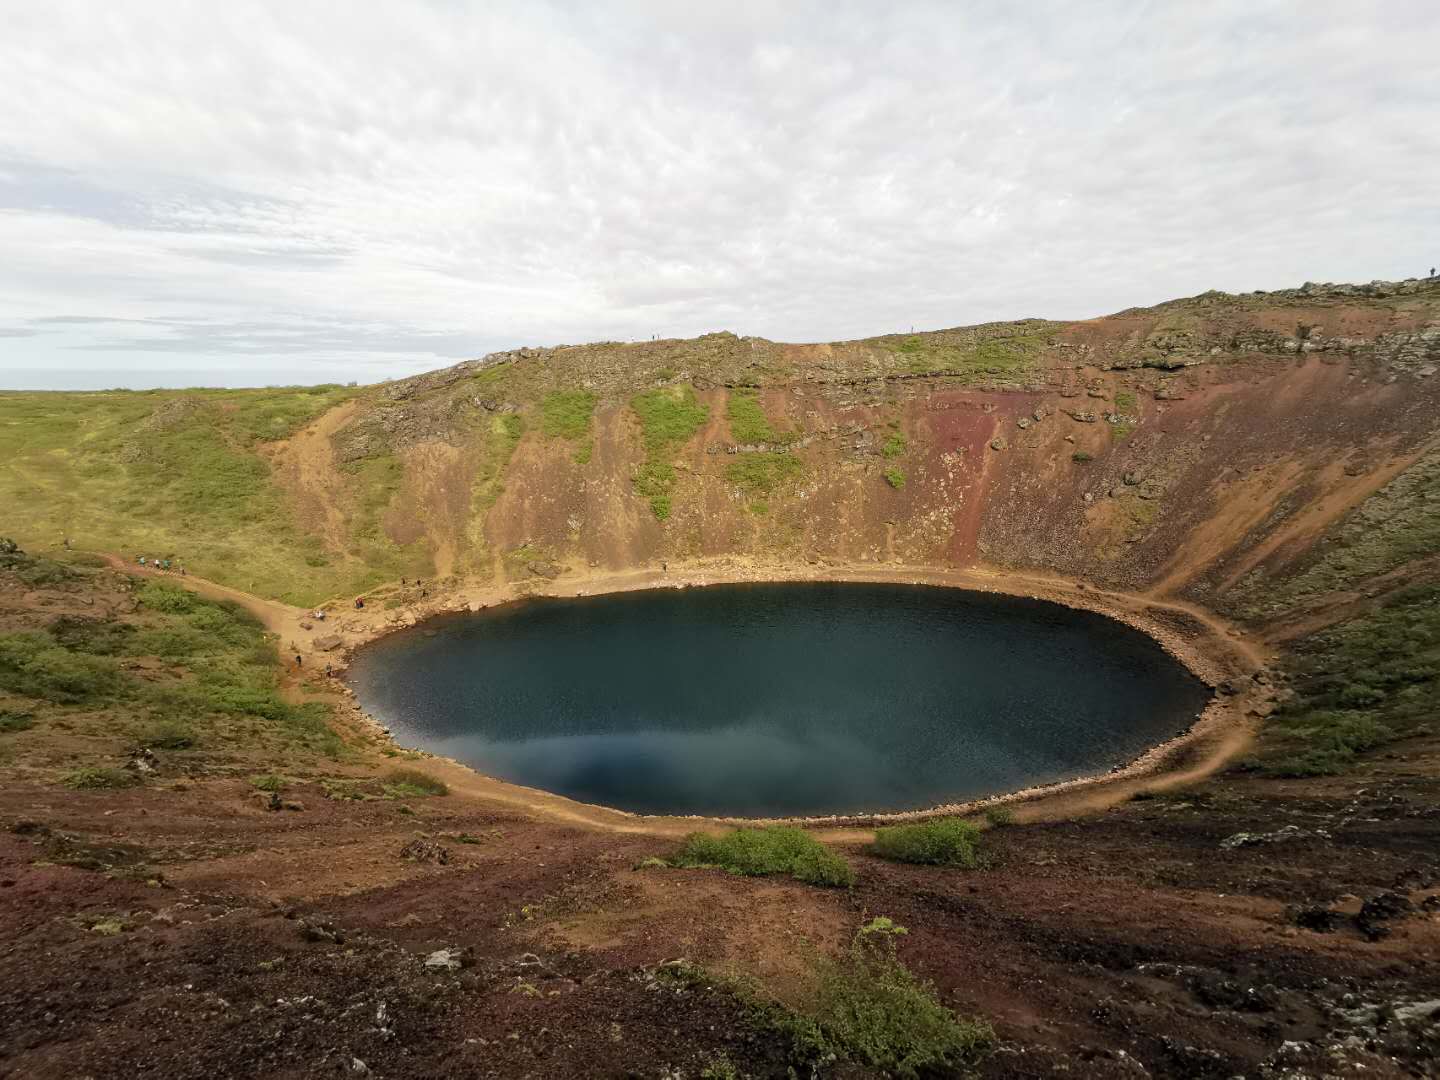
[314,634,343,651]
[425,948,462,971]
[989,436,1009,451]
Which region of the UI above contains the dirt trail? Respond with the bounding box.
[268,399,359,553]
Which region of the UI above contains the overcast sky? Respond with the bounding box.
[2,2,1436,389]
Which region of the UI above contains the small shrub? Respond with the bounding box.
[1114,390,1137,411]
[806,920,992,1077]
[62,766,139,790]
[140,720,195,750]
[0,710,34,734]
[983,806,1016,827]
[137,580,199,614]
[881,430,907,458]
[883,467,906,490]
[726,452,802,497]
[1072,450,1093,463]
[672,826,855,887]
[382,767,449,798]
[250,774,285,792]
[698,1054,743,1080]
[872,818,983,867]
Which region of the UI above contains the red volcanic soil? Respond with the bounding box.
[2,739,1437,1078]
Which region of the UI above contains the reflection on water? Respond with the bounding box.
[346,582,1211,816]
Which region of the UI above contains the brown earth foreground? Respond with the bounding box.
[2,559,1438,1080]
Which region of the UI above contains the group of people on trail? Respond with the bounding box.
[136,555,184,575]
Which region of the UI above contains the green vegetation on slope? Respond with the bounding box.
[1258,582,1439,776]
[0,569,342,764]
[1228,445,1440,622]
[726,388,785,444]
[540,390,596,465]
[470,412,527,510]
[629,386,709,519]
[725,452,803,504]
[0,386,368,605]
[670,825,855,887]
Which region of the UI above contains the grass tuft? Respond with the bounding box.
[672,826,855,887]
[62,766,139,790]
[382,767,449,798]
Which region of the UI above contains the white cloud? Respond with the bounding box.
[1,0,1437,387]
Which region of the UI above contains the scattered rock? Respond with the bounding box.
[298,920,344,945]
[1066,410,1098,423]
[1219,824,1330,849]
[399,837,450,865]
[1016,417,1032,429]
[990,436,1009,451]
[1291,905,1343,933]
[424,949,462,971]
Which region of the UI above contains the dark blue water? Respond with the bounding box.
[346,583,1210,817]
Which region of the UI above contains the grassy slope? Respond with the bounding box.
[0,550,344,781]
[0,387,366,605]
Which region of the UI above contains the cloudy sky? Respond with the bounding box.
[2,2,1436,389]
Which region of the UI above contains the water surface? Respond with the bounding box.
[346,582,1210,817]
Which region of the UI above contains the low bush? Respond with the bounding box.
[983,805,1016,827]
[725,452,802,497]
[0,709,34,733]
[872,818,983,867]
[672,826,855,887]
[250,774,285,792]
[806,919,993,1077]
[382,767,449,798]
[883,467,906,490]
[1072,450,1093,463]
[693,918,993,1077]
